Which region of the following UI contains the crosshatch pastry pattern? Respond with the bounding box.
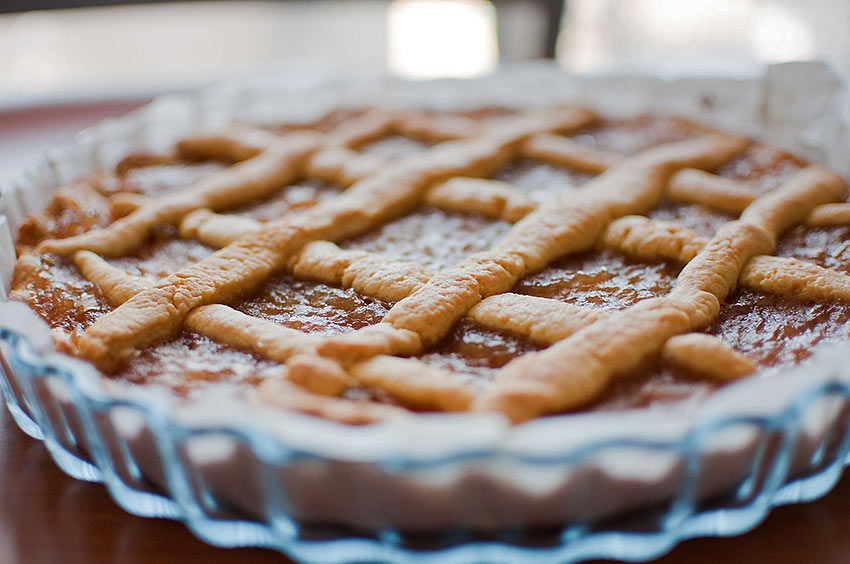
[10,106,850,424]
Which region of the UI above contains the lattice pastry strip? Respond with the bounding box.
[805,203,850,227]
[425,178,538,223]
[662,334,756,381]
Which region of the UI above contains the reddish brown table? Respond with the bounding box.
[3,403,850,564]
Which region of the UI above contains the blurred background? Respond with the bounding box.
[1,0,848,107]
[1,0,848,180]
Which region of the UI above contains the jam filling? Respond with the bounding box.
[358,135,431,159]
[714,143,806,193]
[515,250,680,310]
[593,363,716,412]
[709,289,850,367]
[648,200,736,238]
[342,206,512,272]
[570,116,708,155]
[777,225,850,273]
[13,254,111,335]
[227,178,342,221]
[235,274,390,335]
[494,159,594,202]
[418,318,543,390]
[118,161,228,197]
[113,330,277,398]
[108,225,214,281]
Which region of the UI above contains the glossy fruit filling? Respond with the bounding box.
[236,274,391,335]
[229,178,342,221]
[342,206,512,272]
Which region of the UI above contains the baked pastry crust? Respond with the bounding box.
[10,105,850,424]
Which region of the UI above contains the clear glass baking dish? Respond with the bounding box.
[2,62,850,563]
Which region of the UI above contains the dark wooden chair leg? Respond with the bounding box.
[542,0,565,59]
[491,0,565,60]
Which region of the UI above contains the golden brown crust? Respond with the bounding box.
[108,192,146,219]
[324,109,397,148]
[805,202,850,227]
[116,153,180,176]
[740,255,850,302]
[290,241,430,302]
[350,356,474,411]
[393,112,479,142]
[306,147,383,186]
[257,378,410,424]
[285,354,356,396]
[176,125,280,162]
[185,305,319,363]
[662,334,755,380]
[72,250,152,305]
[601,216,707,263]
[468,294,608,345]
[667,168,758,215]
[179,209,261,248]
[425,178,536,222]
[520,133,618,174]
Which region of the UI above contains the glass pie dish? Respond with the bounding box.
[2,62,850,564]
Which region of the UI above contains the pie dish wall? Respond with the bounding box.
[2,62,850,563]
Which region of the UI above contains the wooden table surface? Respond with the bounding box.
[4,99,850,564]
[3,403,850,564]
